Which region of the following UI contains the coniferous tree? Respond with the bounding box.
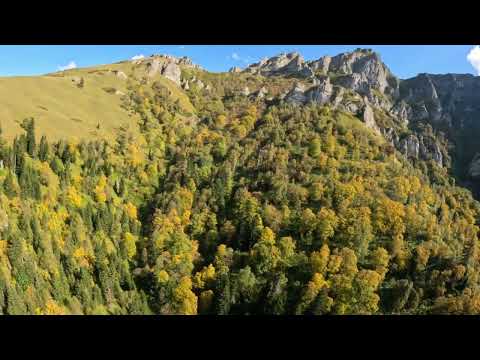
[38,135,49,162]
[3,170,18,198]
[20,118,36,158]
[214,274,231,315]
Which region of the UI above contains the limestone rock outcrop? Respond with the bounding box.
[245,52,313,78]
[135,54,199,86]
[162,63,181,85]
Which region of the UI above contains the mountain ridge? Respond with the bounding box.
[229,48,480,197]
[1,48,480,198]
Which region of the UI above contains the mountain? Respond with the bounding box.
[240,49,480,199]
[2,49,477,192]
[1,49,480,315]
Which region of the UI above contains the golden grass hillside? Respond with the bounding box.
[0,59,195,142]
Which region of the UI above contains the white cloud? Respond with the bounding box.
[58,61,77,71]
[179,46,185,49]
[467,46,480,75]
[131,54,145,60]
[243,56,254,64]
[230,52,253,65]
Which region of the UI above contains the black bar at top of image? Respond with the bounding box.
[0,6,478,45]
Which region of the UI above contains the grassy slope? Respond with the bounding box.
[0,59,195,142]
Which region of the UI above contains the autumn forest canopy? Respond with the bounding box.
[1,50,480,315]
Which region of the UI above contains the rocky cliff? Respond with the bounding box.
[245,52,314,78]
[131,54,200,85]
[399,73,480,195]
[237,49,480,197]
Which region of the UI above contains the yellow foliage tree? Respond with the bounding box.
[95,175,108,203]
[317,208,339,244]
[173,276,198,315]
[311,244,330,275]
[193,264,216,289]
[66,186,82,208]
[125,202,138,220]
[215,114,227,128]
[124,232,137,260]
[156,269,170,284]
[296,273,328,314]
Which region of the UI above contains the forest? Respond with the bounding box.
[1,73,480,315]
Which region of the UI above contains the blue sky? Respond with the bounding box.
[0,45,478,79]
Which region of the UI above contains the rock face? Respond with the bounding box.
[399,73,480,127]
[308,49,400,97]
[284,77,333,106]
[390,100,411,126]
[400,74,443,123]
[399,135,420,159]
[329,50,399,97]
[162,63,181,85]
[308,56,332,74]
[229,66,241,73]
[469,154,480,179]
[245,49,400,103]
[305,76,333,105]
[362,101,381,135]
[382,127,399,145]
[146,58,162,77]
[419,136,443,166]
[246,49,397,93]
[285,83,308,104]
[245,52,313,78]
[392,134,443,166]
[135,54,199,85]
[398,73,480,189]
